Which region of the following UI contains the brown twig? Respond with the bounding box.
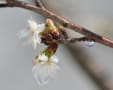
[0,0,113,48]
[48,37,92,44]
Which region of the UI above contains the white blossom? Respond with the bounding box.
[32,54,60,85]
[17,18,45,49]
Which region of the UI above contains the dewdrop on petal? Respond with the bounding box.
[32,54,60,85]
[84,40,95,47]
[17,18,45,49]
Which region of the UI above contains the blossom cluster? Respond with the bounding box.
[17,18,60,85]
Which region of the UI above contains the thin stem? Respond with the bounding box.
[45,37,94,44]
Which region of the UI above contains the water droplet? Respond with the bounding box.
[84,40,95,47]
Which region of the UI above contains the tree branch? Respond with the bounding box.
[0,0,113,48]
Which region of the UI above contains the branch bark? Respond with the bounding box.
[0,0,113,48]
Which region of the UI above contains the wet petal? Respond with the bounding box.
[34,33,41,44]
[33,38,37,50]
[32,64,50,85]
[17,29,29,39]
[32,63,60,85]
[48,63,60,78]
[17,18,45,49]
[37,23,45,32]
[50,55,59,64]
[28,19,38,31]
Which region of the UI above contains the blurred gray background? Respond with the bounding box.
[0,0,113,90]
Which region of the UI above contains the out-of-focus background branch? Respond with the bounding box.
[0,0,113,90]
[67,44,113,90]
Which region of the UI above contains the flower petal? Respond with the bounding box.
[32,64,50,85]
[17,29,29,39]
[28,19,38,31]
[33,37,37,50]
[17,18,46,49]
[50,55,59,64]
[32,62,60,85]
[38,54,48,62]
[47,63,60,78]
[37,23,45,33]
[34,33,41,44]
